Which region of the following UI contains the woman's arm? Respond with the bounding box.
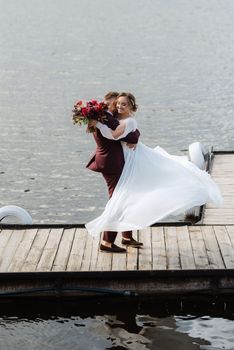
[96,118,137,140]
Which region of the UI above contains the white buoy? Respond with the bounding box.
[185,142,208,220]
[0,205,33,224]
[188,142,207,170]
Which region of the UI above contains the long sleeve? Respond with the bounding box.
[120,129,140,144]
[96,118,137,141]
[103,112,119,130]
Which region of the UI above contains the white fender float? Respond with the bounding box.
[0,205,33,224]
[188,142,207,170]
[185,142,208,220]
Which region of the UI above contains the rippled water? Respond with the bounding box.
[0,299,234,350]
[0,0,234,223]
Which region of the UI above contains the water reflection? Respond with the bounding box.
[0,299,234,350]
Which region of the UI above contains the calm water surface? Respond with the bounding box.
[0,0,234,223]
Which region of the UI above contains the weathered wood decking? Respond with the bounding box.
[203,153,234,224]
[0,225,233,273]
[0,151,234,298]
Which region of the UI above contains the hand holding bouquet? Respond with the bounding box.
[72,100,108,132]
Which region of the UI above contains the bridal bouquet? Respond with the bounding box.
[72,100,107,132]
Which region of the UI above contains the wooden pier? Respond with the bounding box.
[0,151,234,298]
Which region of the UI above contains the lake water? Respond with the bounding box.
[1,1,234,349]
[0,298,234,350]
[0,0,234,224]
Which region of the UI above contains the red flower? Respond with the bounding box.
[72,99,108,132]
[81,107,88,116]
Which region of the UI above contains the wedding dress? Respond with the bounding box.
[85,117,222,236]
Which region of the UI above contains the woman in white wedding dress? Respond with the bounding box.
[85,93,222,237]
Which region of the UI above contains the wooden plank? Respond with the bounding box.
[225,226,234,249]
[213,161,234,164]
[204,209,234,215]
[189,226,210,269]
[207,199,234,209]
[0,230,26,272]
[36,228,63,272]
[206,205,234,210]
[204,209,234,221]
[214,154,234,157]
[21,229,51,272]
[213,170,234,174]
[213,155,234,159]
[52,228,76,271]
[211,173,234,178]
[214,175,234,178]
[212,165,234,172]
[204,216,234,221]
[96,248,113,271]
[0,230,13,257]
[8,229,38,272]
[126,230,139,271]
[66,229,87,271]
[138,228,152,270]
[164,226,180,269]
[112,233,127,271]
[214,184,234,191]
[176,226,195,269]
[89,233,101,271]
[201,226,225,269]
[204,212,234,220]
[204,219,234,225]
[213,156,234,161]
[213,176,234,183]
[213,226,234,269]
[211,197,234,201]
[212,160,234,166]
[215,179,234,187]
[213,156,234,162]
[213,155,234,160]
[95,231,113,271]
[80,232,95,271]
[213,161,234,165]
[209,192,234,196]
[152,227,166,270]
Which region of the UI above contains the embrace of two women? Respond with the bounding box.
[85,92,223,253]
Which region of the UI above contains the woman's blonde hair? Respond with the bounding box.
[117,92,138,112]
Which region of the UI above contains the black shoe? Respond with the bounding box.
[100,243,126,253]
[121,238,143,247]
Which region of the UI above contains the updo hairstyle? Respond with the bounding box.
[117,92,138,112]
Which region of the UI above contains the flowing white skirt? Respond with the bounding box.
[85,142,223,236]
